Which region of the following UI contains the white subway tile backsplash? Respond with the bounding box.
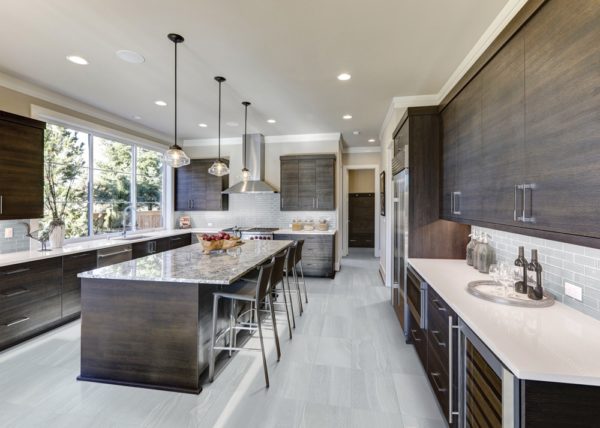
[474,226,600,320]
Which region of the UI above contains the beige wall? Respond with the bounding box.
[349,169,375,193]
[0,84,168,146]
[342,151,381,167]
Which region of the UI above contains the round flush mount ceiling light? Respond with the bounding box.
[116,49,145,64]
[155,100,167,106]
[198,123,208,127]
[353,130,360,135]
[226,121,239,127]
[132,115,142,120]
[267,119,277,124]
[337,73,351,81]
[343,114,352,120]
[66,55,88,65]
[368,138,376,143]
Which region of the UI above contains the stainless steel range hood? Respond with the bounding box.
[222,133,278,194]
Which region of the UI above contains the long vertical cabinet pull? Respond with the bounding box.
[452,192,462,215]
[521,184,536,223]
[0,195,3,214]
[513,185,520,221]
[449,316,460,423]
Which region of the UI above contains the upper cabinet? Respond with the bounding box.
[440,0,600,246]
[0,111,46,220]
[174,159,229,211]
[280,154,336,211]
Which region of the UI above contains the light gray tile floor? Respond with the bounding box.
[0,248,445,427]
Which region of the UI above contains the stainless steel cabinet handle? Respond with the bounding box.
[452,191,462,215]
[171,237,182,241]
[98,248,132,258]
[3,316,30,327]
[432,299,446,312]
[449,316,460,421]
[1,287,29,297]
[410,328,422,342]
[1,267,31,276]
[430,372,447,392]
[431,330,446,347]
[514,185,519,221]
[522,183,536,223]
[0,195,3,214]
[312,197,315,209]
[69,252,94,259]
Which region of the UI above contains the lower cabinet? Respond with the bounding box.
[62,251,97,318]
[132,237,170,258]
[274,233,336,278]
[168,233,192,250]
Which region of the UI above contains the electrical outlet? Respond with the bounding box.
[565,281,583,302]
[207,222,213,227]
[4,227,13,239]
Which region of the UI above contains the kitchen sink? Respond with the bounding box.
[467,280,555,308]
[112,235,151,241]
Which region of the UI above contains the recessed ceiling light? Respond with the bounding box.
[66,55,88,65]
[368,139,376,143]
[155,100,167,106]
[267,119,277,124]
[132,115,142,120]
[116,50,145,64]
[353,131,360,135]
[343,114,352,120]
[226,121,239,127]
[198,123,208,128]
[337,73,351,81]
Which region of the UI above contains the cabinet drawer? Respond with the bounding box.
[427,338,450,421]
[62,252,97,292]
[0,258,61,312]
[0,295,61,349]
[408,310,427,368]
[169,233,191,249]
[301,258,333,277]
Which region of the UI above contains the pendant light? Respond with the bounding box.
[241,101,251,182]
[208,76,230,176]
[163,33,190,168]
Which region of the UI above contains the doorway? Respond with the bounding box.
[348,170,375,248]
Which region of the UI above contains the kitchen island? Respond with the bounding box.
[77,239,292,394]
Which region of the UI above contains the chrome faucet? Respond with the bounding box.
[122,205,133,238]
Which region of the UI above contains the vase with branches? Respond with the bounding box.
[43,125,86,247]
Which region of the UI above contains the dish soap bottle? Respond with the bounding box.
[514,246,528,294]
[527,249,544,300]
[477,234,495,274]
[466,233,476,266]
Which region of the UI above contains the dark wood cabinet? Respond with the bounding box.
[175,159,229,211]
[0,111,46,220]
[280,154,336,211]
[348,193,374,247]
[274,232,336,278]
[168,233,192,250]
[440,0,600,248]
[62,251,97,318]
[132,237,170,259]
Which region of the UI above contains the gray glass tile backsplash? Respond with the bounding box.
[474,226,600,320]
[0,220,30,254]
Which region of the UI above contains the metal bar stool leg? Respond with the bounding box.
[293,265,303,315]
[279,279,293,339]
[228,300,235,357]
[284,272,296,329]
[299,260,308,304]
[268,293,281,361]
[209,294,220,382]
[256,303,269,388]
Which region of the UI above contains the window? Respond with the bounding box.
[43,124,164,240]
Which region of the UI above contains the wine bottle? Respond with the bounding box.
[514,246,528,294]
[527,249,544,300]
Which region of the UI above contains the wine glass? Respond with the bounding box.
[489,264,500,284]
[498,262,512,296]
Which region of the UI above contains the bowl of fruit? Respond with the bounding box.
[197,232,241,253]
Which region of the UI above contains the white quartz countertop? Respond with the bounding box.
[79,240,292,285]
[274,228,337,235]
[408,258,600,386]
[0,229,194,268]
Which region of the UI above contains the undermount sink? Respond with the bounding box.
[467,280,555,308]
[112,235,151,241]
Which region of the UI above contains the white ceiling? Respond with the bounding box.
[0,0,508,147]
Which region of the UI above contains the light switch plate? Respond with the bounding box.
[207,222,213,227]
[565,281,583,302]
[4,227,13,238]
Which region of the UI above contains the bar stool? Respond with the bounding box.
[284,242,304,315]
[294,239,308,304]
[209,261,278,387]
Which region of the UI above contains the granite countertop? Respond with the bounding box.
[0,229,196,268]
[408,258,600,387]
[274,228,337,235]
[79,240,292,285]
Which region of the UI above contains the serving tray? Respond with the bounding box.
[467,280,555,308]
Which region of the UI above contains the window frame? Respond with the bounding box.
[34,106,167,243]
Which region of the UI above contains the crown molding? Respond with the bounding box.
[184,132,341,147]
[392,94,439,109]
[0,70,171,144]
[343,146,381,154]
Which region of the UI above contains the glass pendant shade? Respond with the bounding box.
[241,167,251,182]
[164,144,190,168]
[208,159,229,176]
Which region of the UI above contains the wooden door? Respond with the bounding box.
[315,158,335,210]
[523,1,600,237]
[454,74,483,221]
[441,102,458,219]
[349,193,374,247]
[480,32,526,226]
[298,159,316,210]
[0,115,44,220]
[280,159,299,210]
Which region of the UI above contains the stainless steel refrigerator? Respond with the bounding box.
[392,166,409,337]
